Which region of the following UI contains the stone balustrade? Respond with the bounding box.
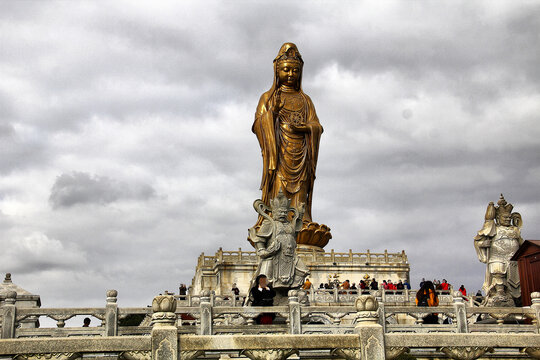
[1,292,540,360]
[177,288,481,307]
[198,248,409,268]
[3,290,539,339]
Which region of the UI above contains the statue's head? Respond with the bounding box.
[495,194,513,226]
[273,43,303,91]
[270,189,291,222]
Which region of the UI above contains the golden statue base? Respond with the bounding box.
[296,221,332,252]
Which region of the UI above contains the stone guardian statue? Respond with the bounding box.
[248,190,309,302]
[474,194,523,306]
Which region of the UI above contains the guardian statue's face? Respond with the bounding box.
[272,206,289,222]
[498,213,512,226]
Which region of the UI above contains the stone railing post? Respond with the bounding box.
[151,294,178,360]
[105,289,118,336]
[334,287,339,303]
[453,291,468,333]
[217,247,223,263]
[288,290,301,334]
[355,295,385,359]
[531,292,540,330]
[187,286,193,306]
[199,290,213,335]
[377,300,386,333]
[1,291,16,339]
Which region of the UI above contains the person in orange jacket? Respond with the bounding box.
[416,280,439,324]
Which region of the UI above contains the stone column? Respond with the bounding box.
[354,295,386,360]
[105,289,118,336]
[1,291,16,339]
[452,291,468,333]
[199,290,213,335]
[151,294,178,360]
[288,290,301,334]
[531,292,540,331]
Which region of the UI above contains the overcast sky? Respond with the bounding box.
[1,1,539,310]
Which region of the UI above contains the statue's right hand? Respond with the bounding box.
[266,242,281,255]
[479,239,492,247]
[256,248,271,259]
[271,89,285,115]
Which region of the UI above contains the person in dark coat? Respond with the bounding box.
[250,274,276,324]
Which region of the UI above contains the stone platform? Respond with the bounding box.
[190,248,410,295]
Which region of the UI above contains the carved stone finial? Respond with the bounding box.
[4,273,12,283]
[288,290,299,298]
[106,289,118,303]
[200,290,211,302]
[5,290,17,304]
[453,291,464,303]
[355,295,379,324]
[355,295,378,312]
[151,294,177,325]
[531,292,540,305]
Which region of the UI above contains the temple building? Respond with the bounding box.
[191,247,410,295]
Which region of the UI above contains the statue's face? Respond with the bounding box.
[277,61,301,87]
[273,206,288,222]
[498,213,512,226]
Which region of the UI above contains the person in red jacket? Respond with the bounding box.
[459,285,467,296]
[440,279,450,294]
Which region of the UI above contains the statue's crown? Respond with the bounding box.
[496,194,513,216]
[270,189,291,210]
[275,47,303,65]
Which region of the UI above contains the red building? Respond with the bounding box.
[511,240,540,306]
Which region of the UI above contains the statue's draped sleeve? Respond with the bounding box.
[474,202,496,264]
[253,91,277,195]
[304,94,323,180]
[474,220,495,263]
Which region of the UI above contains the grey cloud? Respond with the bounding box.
[1,1,539,308]
[49,172,156,208]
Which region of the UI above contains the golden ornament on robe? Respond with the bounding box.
[250,43,331,251]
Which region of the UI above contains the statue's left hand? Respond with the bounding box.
[289,123,309,133]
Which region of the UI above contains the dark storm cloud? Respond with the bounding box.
[49,172,156,208]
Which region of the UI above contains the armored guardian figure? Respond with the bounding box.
[474,194,523,306]
[248,190,309,292]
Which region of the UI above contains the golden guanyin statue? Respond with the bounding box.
[250,43,331,251]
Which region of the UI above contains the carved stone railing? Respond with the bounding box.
[1,293,540,360]
[204,247,409,267]
[3,290,540,340]
[178,288,464,307]
[0,290,156,338]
